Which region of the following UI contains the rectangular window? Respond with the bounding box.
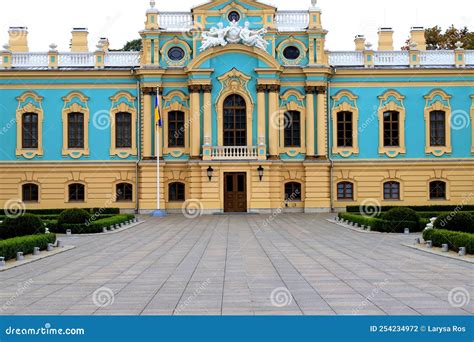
[430,111,446,147]
[68,113,84,149]
[116,113,132,148]
[168,111,185,148]
[22,113,39,149]
[337,182,354,200]
[384,182,400,200]
[383,111,400,147]
[284,111,301,147]
[337,112,353,148]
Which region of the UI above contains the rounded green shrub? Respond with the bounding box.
[3,213,44,236]
[58,208,91,227]
[382,207,420,223]
[434,212,474,234]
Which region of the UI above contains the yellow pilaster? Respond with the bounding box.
[189,85,201,158]
[2,48,12,69]
[316,87,327,157]
[257,85,267,150]
[142,89,153,158]
[203,86,212,144]
[268,85,280,158]
[305,87,316,158]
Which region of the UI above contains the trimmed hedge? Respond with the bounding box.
[58,208,92,227]
[50,214,135,234]
[434,212,474,234]
[0,214,45,240]
[338,213,424,233]
[0,233,57,260]
[348,205,474,213]
[423,229,474,254]
[382,207,420,224]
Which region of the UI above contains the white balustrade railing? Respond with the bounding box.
[465,51,474,65]
[11,53,48,67]
[58,53,95,67]
[420,50,455,65]
[374,51,409,66]
[210,146,259,160]
[275,11,309,31]
[159,12,193,31]
[105,52,140,67]
[329,51,364,66]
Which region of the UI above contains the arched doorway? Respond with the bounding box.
[223,94,247,146]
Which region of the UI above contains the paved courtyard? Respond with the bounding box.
[0,214,472,316]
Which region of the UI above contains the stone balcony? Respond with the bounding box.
[203,145,266,161]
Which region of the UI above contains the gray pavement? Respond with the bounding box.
[0,214,472,316]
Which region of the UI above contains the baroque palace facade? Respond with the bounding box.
[0,0,473,214]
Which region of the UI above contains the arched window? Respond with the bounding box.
[68,113,85,148]
[168,111,185,147]
[69,183,85,202]
[169,182,185,202]
[116,183,133,202]
[115,112,132,148]
[284,111,301,147]
[22,183,39,202]
[430,181,447,200]
[336,111,353,148]
[383,111,400,147]
[285,182,302,201]
[337,182,354,200]
[429,111,446,147]
[384,181,400,200]
[22,113,39,149]
[223,94,247,147]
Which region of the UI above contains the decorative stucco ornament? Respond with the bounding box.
[200,21,268,52]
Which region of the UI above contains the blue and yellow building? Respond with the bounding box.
[0,0,473,214]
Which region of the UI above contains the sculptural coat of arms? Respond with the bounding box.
[200,21,269,52]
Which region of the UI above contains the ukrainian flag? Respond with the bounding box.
[155,93,162,127]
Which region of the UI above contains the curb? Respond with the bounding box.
[0,245,76,272]
[402,243,474,264]
[58,220,145,237]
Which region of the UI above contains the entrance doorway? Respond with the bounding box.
[224,173,247,213]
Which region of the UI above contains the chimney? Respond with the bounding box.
[70,28,89,52]
[354,35,366,51]
[99,37,110,51]
[410,27,426,50]
[378,27,394,51]
[8,27,29,52]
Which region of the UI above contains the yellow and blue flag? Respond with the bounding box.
[155,92,162,127]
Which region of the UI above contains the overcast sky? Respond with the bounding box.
[1,0,472,51]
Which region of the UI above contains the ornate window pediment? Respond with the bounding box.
[331,90,359,157]
[377,90,406,158]
[61,91,90,159]
[424,89,452,157]
[16,91,44,159]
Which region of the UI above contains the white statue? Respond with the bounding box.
[200,21,268,52]
[200,23,229,52]
[239,22,268,50]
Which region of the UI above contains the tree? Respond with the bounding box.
[121,39,142,52]
[402,25,474,50]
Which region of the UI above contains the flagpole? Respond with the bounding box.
[153,87,166,217]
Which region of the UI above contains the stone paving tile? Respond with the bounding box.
[0,214,472,316]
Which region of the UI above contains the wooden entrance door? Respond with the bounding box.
[224,173,247,213]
